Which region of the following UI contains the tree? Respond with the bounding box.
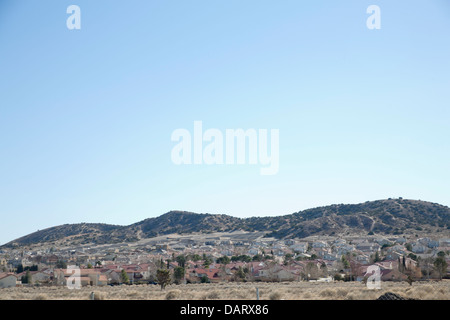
[305,262,320,280]
[421,257,434,280]
[120,269,129,284]
[156,269,171,290]
[200,275,210,283]
[253,254,263,262]
[203,257,212,269]
[216,256,230,264]
[21,270,32,284]
[173,267,185,284]
[176,255,186,268]
[87,263,93,269]
[373,251,381,263]
[320,262,328,277]
[283,254,293,265]
[236,266,246,280]
[434,257,448,280]
[408,253,418,261]
[56,260,67,269]
[341,256,350,269]
[16,264,24,274]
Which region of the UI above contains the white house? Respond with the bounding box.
[411,245,427,254]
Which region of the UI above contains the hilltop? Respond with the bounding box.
[3,198,449,248]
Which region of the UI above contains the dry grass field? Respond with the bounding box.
[0,280,448,300]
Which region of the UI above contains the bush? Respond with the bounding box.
[319,288,335,298]
[207,291,220,300]
[165,290,181,300]
[334,274,343,281]
[269,292,282,300]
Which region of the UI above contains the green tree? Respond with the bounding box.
[156,269,171,290]
[373,251,381,263]
[176,255,186,268]
[190,254,202,262]
[341,256,350,269]
[283,254,293,265]
[434,257,448,280]
[408,253,418,261]
[203,255,213,268]
[56,260,67,269]
[21,270,32,284]
[120,269,129,284]
[253,254,263,262]
[173,266,185,284]
[87,263,93,269]
[216,256,231,264]
[16,264,24,274]
[200,275,210,283]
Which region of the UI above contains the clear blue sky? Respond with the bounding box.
[1,0,450,245]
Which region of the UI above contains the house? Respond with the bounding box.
[336,245,355,256]
[427,241,439,249]
[256,265,297,282]
[247,248,260,256]
[411,245,426,254]
[284,239,295,246]
[355,254,370,264]
[356,242,378,252]
[312,241,327,248]
[386,251,403,261]
[380,269,408,282]
[290,243,308,253]
[16,271,51,284]
[323,253,338,261]
[53,268,107,286]
[376,238,392,246]
[189,268,221,283]
[394,237,407,244]
[0,273,17,288]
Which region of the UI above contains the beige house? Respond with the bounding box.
[53,268,107,287]
[16,271,52,284]
[0,273,17,288]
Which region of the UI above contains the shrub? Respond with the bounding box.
[269,292,282,300]
[165,289,181,300]
[207,291,220,300]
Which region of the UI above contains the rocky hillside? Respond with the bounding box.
[3,198,449,247]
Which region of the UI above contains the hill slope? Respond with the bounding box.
[3,199,450,247]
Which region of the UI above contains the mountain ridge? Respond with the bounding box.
[3,198,450,248]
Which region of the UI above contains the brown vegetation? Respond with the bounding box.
[0,280,448,300]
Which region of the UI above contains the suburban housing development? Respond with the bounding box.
[0,232,449,288]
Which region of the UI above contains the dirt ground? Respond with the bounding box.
[0,280,448,300]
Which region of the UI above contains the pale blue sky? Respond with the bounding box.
[1,1,450,245]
